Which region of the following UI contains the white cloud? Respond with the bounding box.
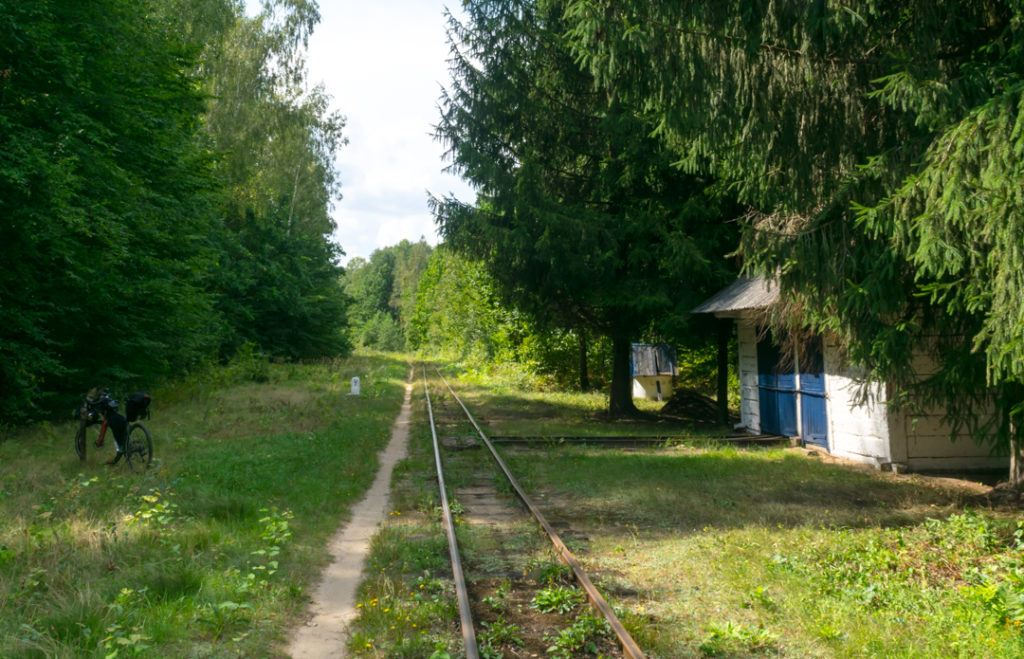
[304,1,475,264]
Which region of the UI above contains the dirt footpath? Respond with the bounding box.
[287,375,413,658]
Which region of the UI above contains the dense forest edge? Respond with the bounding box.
[1,0,350,425]
[6,0,1024,484]
[0,0,730,432]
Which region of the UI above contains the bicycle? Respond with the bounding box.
[74,388,153,471]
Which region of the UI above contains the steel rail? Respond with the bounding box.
[481,434,785,445]
[422,367,479,659]
[436,368,645,659]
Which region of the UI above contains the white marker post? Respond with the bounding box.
[349,376,361,396]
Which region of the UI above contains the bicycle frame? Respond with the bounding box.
[76,390,153,469]
[80,406,109,442]
[93,418,109,446]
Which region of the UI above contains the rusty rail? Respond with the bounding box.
[436,368,645,659]
[422,367,479,659]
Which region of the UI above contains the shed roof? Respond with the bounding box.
[631,343,677,377]
[691,276,778,314]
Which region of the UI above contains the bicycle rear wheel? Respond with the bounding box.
[74,425,88,461]
[125,423,153,471]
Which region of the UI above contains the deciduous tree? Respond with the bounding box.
[0,0,222,420]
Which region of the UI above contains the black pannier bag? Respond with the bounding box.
[126,392,151,422]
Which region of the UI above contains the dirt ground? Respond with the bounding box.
[286,376,413,659]
[794,444,1012,503]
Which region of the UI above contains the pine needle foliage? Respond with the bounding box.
[435,0,738,416]
[566,0,1024,467]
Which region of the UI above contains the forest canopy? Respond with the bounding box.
[433,0,739,416]
[565,0,1024,467]
[0,0,350,423]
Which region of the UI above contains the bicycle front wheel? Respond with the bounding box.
[74,424,87,461]
[125,423,153,471]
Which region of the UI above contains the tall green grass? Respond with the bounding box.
[0,352,409,658]
[352,367,1024,658]
[509,446,1024,657]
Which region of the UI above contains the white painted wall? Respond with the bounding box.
[737,321,761,432]
[822,337,1005,470]
[632,376,673,401]
[729,314,1006,472]
[822,338,893,466]
[901,410,1002,469]
[897,352,1005,470]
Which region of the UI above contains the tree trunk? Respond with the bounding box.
[1009,385,1024,487]
[609,334,638,417]
[717,319,730,426]
[1010,436,1024,488]
[578,329,590,391]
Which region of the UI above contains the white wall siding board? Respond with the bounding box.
[737,321,761,433]
[633,375,673,401]
[696,279,1010,471]
[822,339,892,466]
[903,412,1004,460]
[898,350,1004,467]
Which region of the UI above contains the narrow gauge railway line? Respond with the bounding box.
[422,367,644,659]
[458,433,786,447]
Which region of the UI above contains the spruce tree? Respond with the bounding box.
[436,0,737,416]
[567,0,1024,478]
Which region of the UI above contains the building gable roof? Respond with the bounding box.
[691,276,778,314]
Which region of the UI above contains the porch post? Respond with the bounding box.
[717,318,731,425]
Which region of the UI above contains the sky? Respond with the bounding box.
[301,1,475,265]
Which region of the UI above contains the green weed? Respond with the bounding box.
[544,612,612,658]
[480,615,525,648]
[698,620,778,656]
[531,585,583,614]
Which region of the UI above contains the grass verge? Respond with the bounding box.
[0,352,409,658]
[352,365,1024,658]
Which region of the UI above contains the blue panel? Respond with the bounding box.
[801,393,828,448]
[760,388,778,433]
[778,391,798,436]
[799,338,828,448]
[757,340,778,388]
[756,334,797,436]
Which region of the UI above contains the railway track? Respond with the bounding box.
[423,366,644,659]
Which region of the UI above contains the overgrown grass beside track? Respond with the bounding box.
[353,366,1024,658]
[0,352,410,658]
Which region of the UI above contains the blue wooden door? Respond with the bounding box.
[756,337,797,436]
[799,338,828,449]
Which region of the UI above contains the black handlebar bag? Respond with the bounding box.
[125,392,151,422]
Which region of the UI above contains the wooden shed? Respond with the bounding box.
[693,277,1006,472]
[631,343,677,401]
